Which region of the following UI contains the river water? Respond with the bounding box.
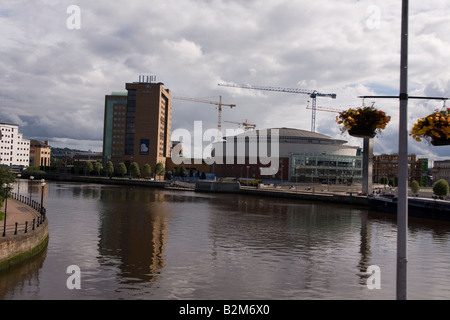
[1,180,450,300]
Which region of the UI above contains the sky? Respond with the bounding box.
[0,0,449,162]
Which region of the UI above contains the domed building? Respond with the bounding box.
[211,127,363,184]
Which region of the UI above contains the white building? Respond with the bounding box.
[0,123,30,168]
[212,127,363,184]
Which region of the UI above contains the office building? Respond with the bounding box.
[432,160,450,185]
[103,76,172,170]
[30,139,51,167]
[0,123,30,168]
[373,154,425,185]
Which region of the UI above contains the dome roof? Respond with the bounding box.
[233,127,346,144]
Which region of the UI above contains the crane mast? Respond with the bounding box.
[218,83,336,132]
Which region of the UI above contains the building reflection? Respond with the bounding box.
[96,187,169,284]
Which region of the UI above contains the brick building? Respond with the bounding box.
[103,76,172,170]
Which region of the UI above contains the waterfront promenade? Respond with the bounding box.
[1,199,42,236]
[0,198,49,271]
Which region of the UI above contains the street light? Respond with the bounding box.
[40,179,46,222]
[29,175,34,202]
[17,173,21,198]
[2,183,13,237]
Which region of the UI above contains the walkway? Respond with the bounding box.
[1,198,43,237]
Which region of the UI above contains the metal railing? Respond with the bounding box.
[1,192,46,237]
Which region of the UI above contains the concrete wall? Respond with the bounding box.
[0,220,49,272]
[195,181,241,193]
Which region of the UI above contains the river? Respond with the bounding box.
[1,180,450,300]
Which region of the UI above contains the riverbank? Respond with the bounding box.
[0,199,49,272]
[19,172,370,207]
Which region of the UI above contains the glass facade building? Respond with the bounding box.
[290,153,363,184]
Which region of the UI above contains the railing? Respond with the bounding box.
[2,192,46,237]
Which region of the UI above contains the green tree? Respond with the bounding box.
[106,161,114,177]
[23,166,46,174]
[410,180,420,196]
[155,162,165,180]
[116,163,127,177]
[129,162,140,178]
[379,176,389,186]
[0,165,16,187]
[94,162,103,176]
[84,161,94,176]
[142,164,152,179]
[433,179,449,199]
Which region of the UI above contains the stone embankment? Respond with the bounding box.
[0,198,49,272]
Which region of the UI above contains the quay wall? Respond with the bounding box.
[240,187,370,206]
[0,220,49,272]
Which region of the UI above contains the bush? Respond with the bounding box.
[410,180,420,196]
[433,179,449,199]
[23,166,46,174]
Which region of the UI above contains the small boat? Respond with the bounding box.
[368,195,450,221]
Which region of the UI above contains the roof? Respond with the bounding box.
[232,127,347,144]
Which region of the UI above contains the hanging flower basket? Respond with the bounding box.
[336,105,391,138]
[410,108,450,146]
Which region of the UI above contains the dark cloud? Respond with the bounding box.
[0,0,449,161]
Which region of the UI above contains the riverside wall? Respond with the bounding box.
[0,219,49,272]
[19,172,369,207]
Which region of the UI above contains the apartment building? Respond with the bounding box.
[0,123,30,168]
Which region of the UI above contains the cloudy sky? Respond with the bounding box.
[1,0,449,161]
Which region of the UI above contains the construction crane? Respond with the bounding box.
[173,96,236,140]
[224,119,256,131]
[218,83,337,132]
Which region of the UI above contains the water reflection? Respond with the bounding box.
[1,182,450,300]
[97,188,169,285]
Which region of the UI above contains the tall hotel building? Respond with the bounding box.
[103,77,172,170]
[0,123,30,168]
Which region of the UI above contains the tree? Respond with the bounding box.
[410,180,420,197]
[1,166,16,203]
[84,161,93,176]
[106,161,114,177]
[142,164,152,179]
[433,179,449,199]
[116,163,127,177]
[94,162,103,176]
[379,176,389,187]
[129,162,140,178]
[155,162,165,180]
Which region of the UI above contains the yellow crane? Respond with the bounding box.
[173,96,236,140]
[224,119,256,131]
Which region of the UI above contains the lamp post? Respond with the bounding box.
[29,175,34,203]
[40,179,46,222]
[17,173,21,198]
[2,183,13,237]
